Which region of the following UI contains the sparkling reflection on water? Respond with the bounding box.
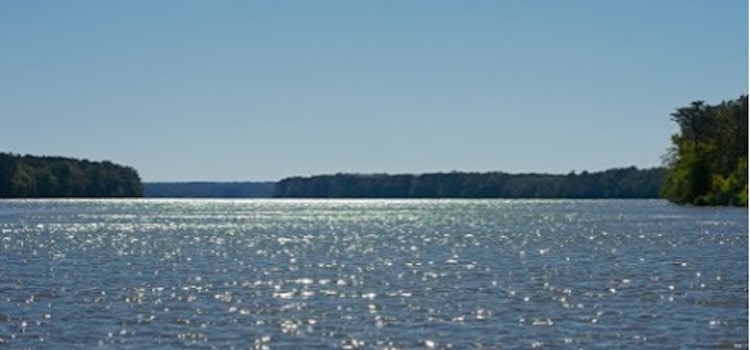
[0,199,746,349]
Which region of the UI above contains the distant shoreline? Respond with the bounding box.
[144,181,275,198]
[140,167,665,199]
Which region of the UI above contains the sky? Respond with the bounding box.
[1,1,747,182]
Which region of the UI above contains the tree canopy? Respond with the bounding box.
[273,167,665,198]
[0,153,143,197]
[661,95,748,206]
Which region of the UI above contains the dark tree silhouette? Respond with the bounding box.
[0,153,143,197]
[662,95,748,206]
[273,167,665,199]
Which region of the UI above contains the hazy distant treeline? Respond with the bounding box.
[144,182,275,198]
[0,153,142,197]
[662,95,748,206]
[273,167,665,198]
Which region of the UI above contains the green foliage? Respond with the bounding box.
[273,167,665,198]
[0,153,143,198]
[661,96,748,206]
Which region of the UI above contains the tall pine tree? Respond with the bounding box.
[662,96,748,205]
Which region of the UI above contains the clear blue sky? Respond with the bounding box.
[1,1,747,181]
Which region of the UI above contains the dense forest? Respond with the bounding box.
[661,96,748,206]
[273,167,665,198]
[144,182,275,198]
[0,153,143,197]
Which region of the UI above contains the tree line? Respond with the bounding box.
[273,167,665,198]
[0,153,143,197]
[5,95,743,202]
[661,95,747,206]
[144,182,275,198]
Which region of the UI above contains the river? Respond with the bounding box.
[0,199,746,349]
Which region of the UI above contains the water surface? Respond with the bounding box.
[0,199,746,349]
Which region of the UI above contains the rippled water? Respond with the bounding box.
[0,199,746,349]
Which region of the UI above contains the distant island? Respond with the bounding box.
[0,153,142,197]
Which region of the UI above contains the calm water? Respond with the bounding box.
[0,199,746,349]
